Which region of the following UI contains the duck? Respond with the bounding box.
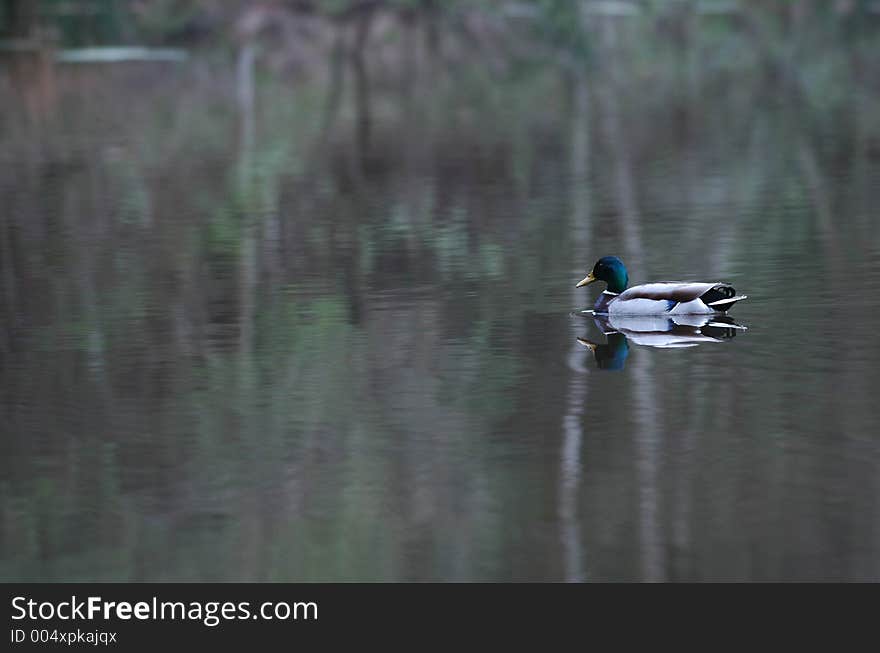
[576,256,747,315]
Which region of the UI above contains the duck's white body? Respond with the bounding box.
[595,282,747,316]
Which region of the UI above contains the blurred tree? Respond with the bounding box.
[1,0,37,37]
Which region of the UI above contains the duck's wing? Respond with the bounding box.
[617,282,718,303]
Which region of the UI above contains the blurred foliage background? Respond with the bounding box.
[2,1,880,580]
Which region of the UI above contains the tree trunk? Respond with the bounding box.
[3,0,37,38]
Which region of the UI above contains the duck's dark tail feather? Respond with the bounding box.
[700,284,747,312]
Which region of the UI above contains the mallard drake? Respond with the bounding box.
[576,256,747,315]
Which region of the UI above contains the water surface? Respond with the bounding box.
[1,54,879,581]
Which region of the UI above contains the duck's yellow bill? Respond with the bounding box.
[576,273,596,288]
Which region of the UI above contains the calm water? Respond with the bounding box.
[2,56,880,581]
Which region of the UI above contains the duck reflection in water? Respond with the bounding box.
[577,314,747,371]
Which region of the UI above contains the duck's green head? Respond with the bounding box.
[576,256,629,294]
